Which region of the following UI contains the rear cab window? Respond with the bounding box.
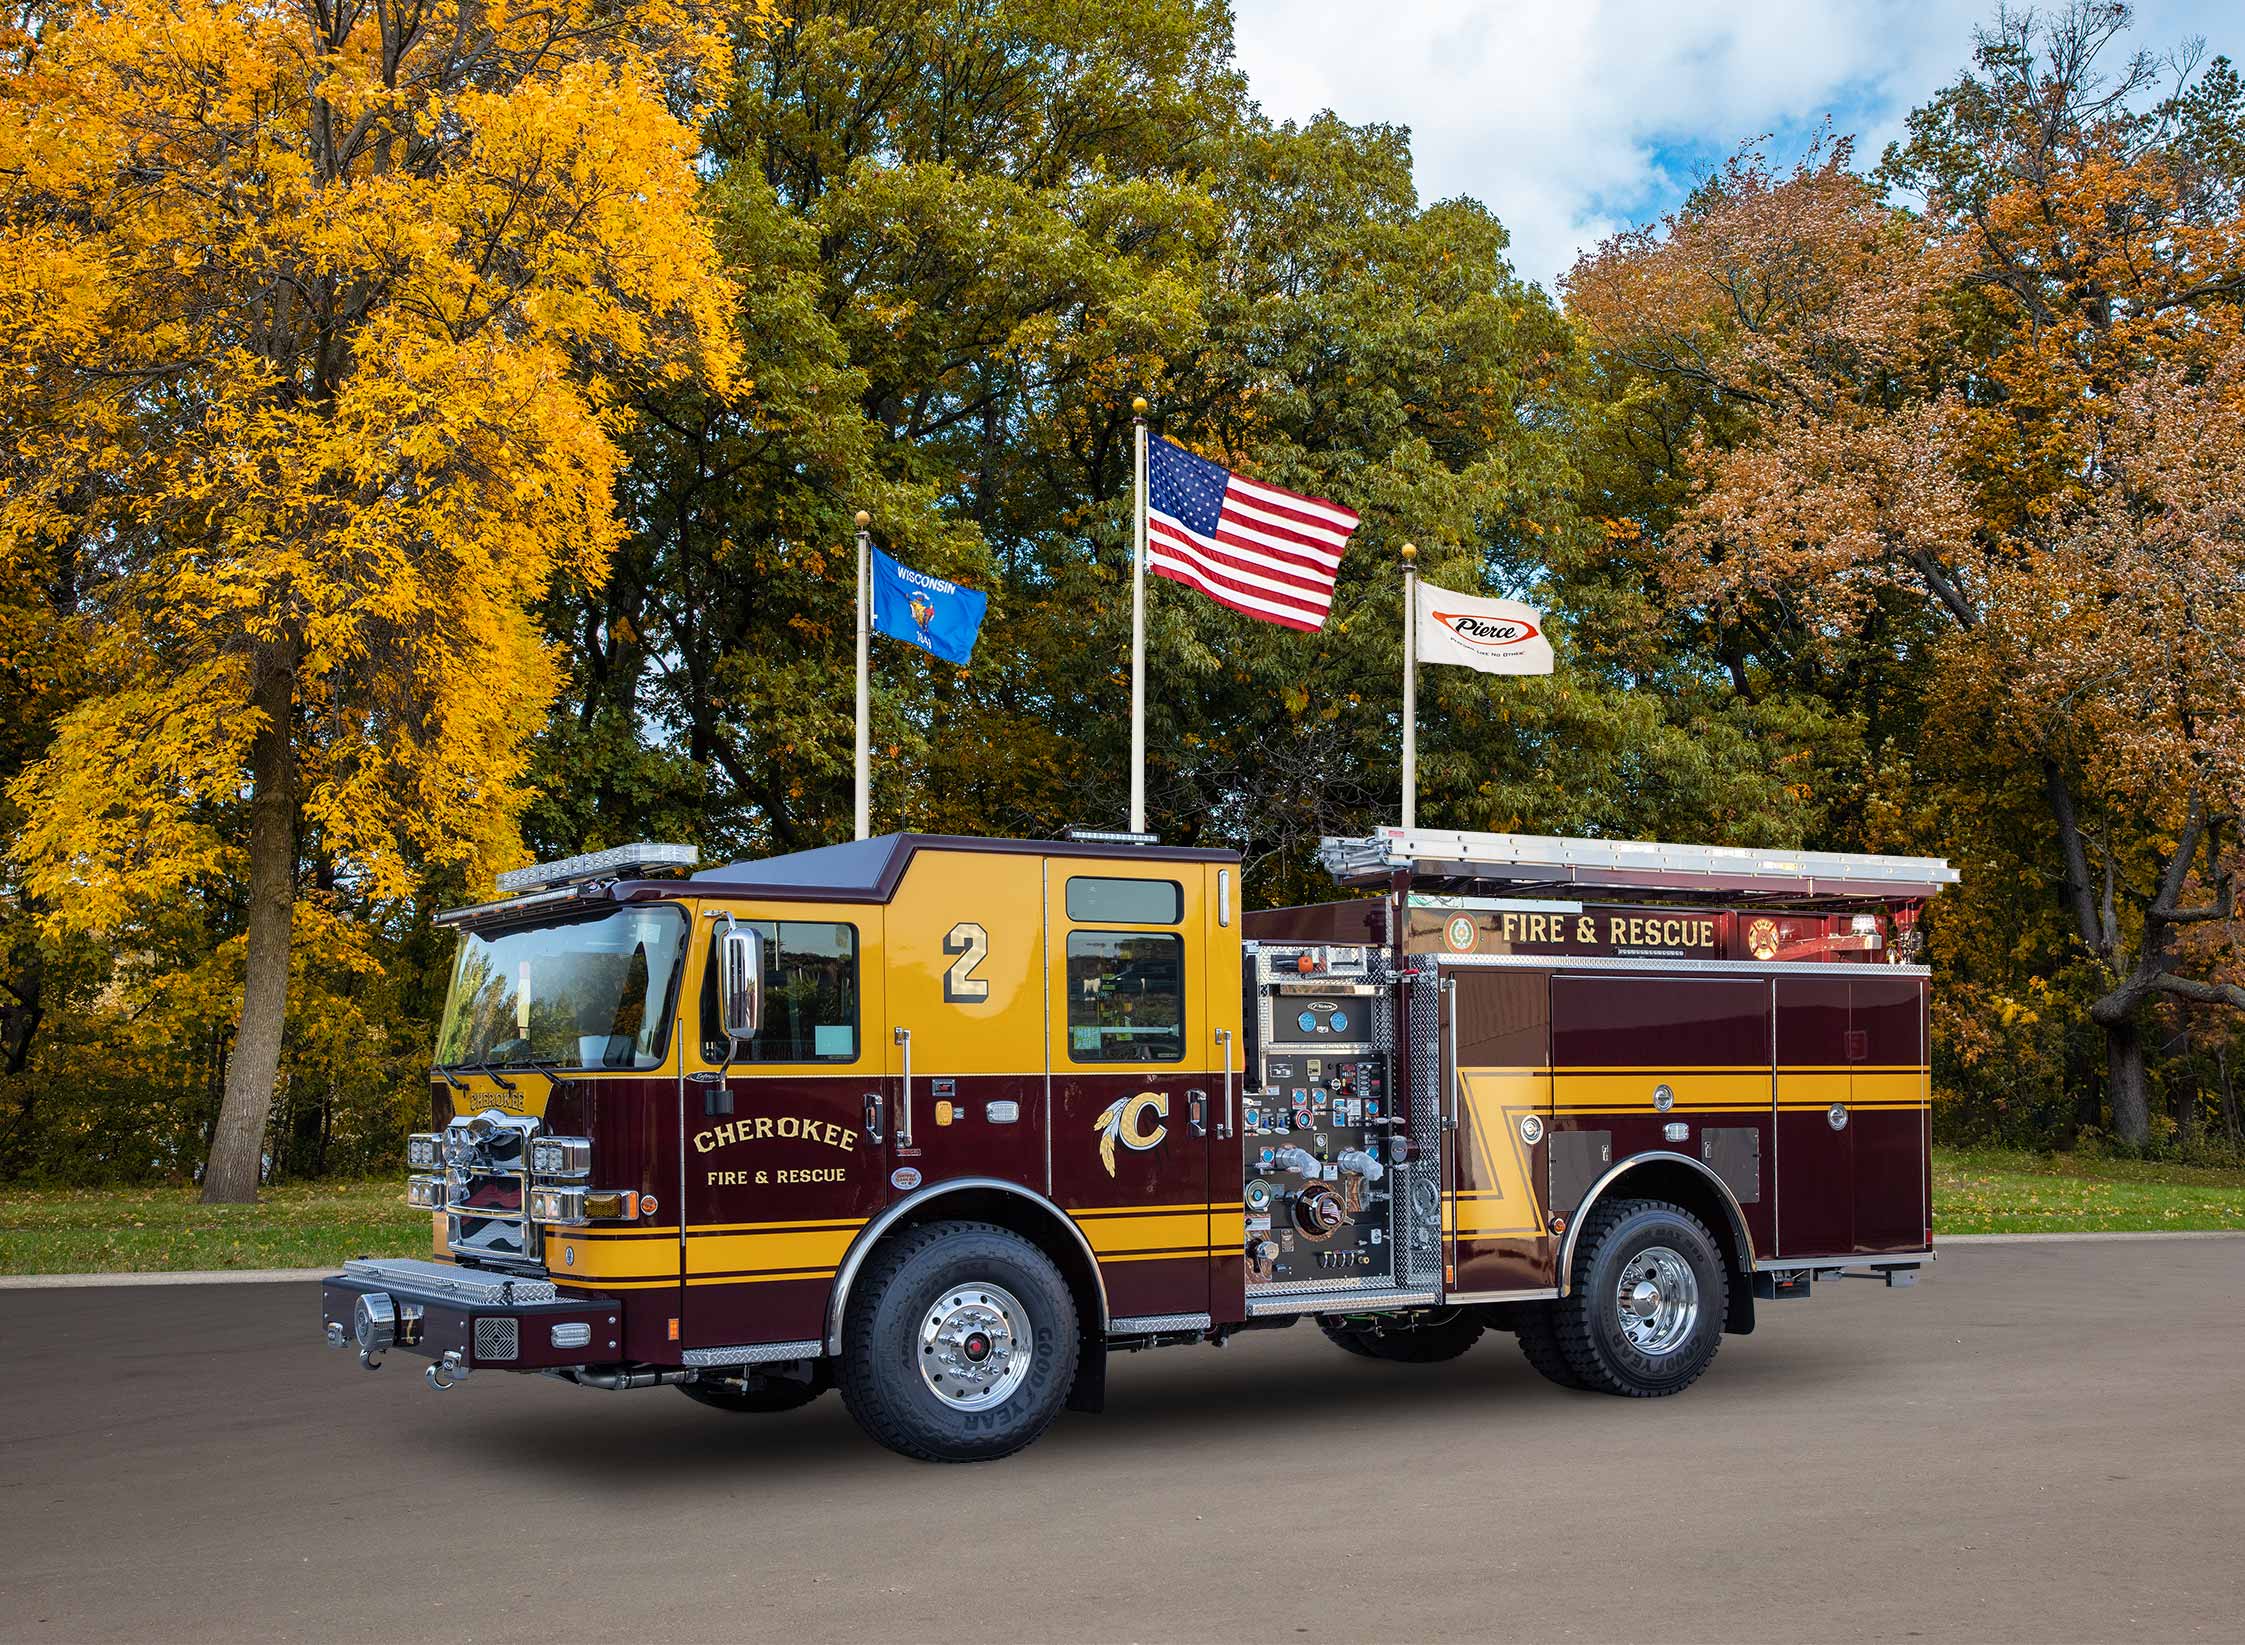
[1064,877,1184,1064]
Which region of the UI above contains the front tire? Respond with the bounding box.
[1318,1309,1485,1363]
[839,1220,1079,1462]
[1552,1198,1727,1397]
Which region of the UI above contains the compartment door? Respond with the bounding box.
[1775,976,1853,1258]
[1850,974,1930,1253]
[1443,968,1557,1295]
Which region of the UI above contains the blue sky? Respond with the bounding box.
[1230,0,2237,291]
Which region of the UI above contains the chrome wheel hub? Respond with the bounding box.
[919,1282,1032,1411]
[1613,1245,1699,1356]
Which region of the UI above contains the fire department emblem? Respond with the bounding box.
[1093,1092,1168,1177]
[1746,917,1781,961]
[1444,914,1476,953]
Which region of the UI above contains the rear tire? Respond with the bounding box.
[1552,1197,1726,1397]
[839,1220,1079,1462]
[1317,1309,1484,1363]
[678,1368,829,1414]
[1509,1302,1588,1390]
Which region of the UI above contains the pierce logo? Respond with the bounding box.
[1433,610,1541,649]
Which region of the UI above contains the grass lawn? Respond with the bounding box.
[0,1180,430,1275]
[2,1149,2239,1274]
[1932,1147,2245,1234]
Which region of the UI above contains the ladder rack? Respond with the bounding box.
[1320,827,1957,903]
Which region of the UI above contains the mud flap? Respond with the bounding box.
[1066,1334,1107,1413]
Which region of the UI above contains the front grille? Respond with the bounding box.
[473,1317,521,1362]
[441,1110,546,1273]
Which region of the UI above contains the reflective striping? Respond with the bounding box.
[1080,1212,1218,1255]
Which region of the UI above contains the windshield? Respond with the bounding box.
[435,905,688,1071]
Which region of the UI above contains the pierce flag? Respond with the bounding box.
[1413,581,1554,675]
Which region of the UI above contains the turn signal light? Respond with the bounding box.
[529,1186,641,1225]
[405,1174,446,1211]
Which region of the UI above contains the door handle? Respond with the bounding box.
[893,1027,913,1149]
[1187,1089,1208,1138]
[863,1090,884,1145]
[1216,1028,1234,1140]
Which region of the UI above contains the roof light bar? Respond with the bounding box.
[494,842,698,895]
[1064,827,1162,846]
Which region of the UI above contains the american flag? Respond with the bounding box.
[1146,435,1359,632]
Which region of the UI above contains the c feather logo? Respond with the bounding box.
[1093,1092,1169,1177]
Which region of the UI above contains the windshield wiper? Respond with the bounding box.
[458,1058,519,1094]
[431,1063,471,1093]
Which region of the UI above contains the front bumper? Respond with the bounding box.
[320,1256,621,1374]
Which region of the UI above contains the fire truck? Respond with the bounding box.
[321,827,1954,1462]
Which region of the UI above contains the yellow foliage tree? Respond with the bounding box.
[0,0,760,1199]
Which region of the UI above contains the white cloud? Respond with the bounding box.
[1230,0,2234,291]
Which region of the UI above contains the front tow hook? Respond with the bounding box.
[426,1350,471,1391]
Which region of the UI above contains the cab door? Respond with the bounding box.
[878,848,1049,1197]
[1046,861,1214,1325]
[675,906,888,1353]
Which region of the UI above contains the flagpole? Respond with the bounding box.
[854,509,871,841]
[1401,541,1417,830]
[1130,396,1149,835]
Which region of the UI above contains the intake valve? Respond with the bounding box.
[1270,1146,1322,1178]
[1335,1147,1384,1183]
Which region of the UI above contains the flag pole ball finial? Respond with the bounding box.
[854,510,870,529]
[1132,396,1148,416]
[1400,541,1416,562]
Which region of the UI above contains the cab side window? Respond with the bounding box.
[700,920,859,1063]
[1064,876,1185,1064]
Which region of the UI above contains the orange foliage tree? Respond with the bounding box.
[0,0,759,1198]
[1568,7,2245,1142]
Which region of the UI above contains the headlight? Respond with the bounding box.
[405,1133,442,1168]
[528,1185,587,1225]
[405,1174,446,1210]
[529,1136,593,1178]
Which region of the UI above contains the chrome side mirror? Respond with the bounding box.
[716,919,762,1042]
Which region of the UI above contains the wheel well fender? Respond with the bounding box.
[1558,1150,1758,1335]
[822,1176,1110,1357]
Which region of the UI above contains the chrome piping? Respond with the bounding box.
[1555,1149,1759,1296]
[824,1176,1111,1355]
[1443,1286,1562,1305]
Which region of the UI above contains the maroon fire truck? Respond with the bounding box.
[322,826,1953,1461]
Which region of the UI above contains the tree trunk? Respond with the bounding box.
[200,646,298,1204]
[2104,1016,2149,1147]
[2219,1048,2242,1148]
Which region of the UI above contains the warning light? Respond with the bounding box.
[667,1317,680,1342]
[1296,951,1318,975]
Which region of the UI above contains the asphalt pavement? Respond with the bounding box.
[3,1238,2241,1642]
